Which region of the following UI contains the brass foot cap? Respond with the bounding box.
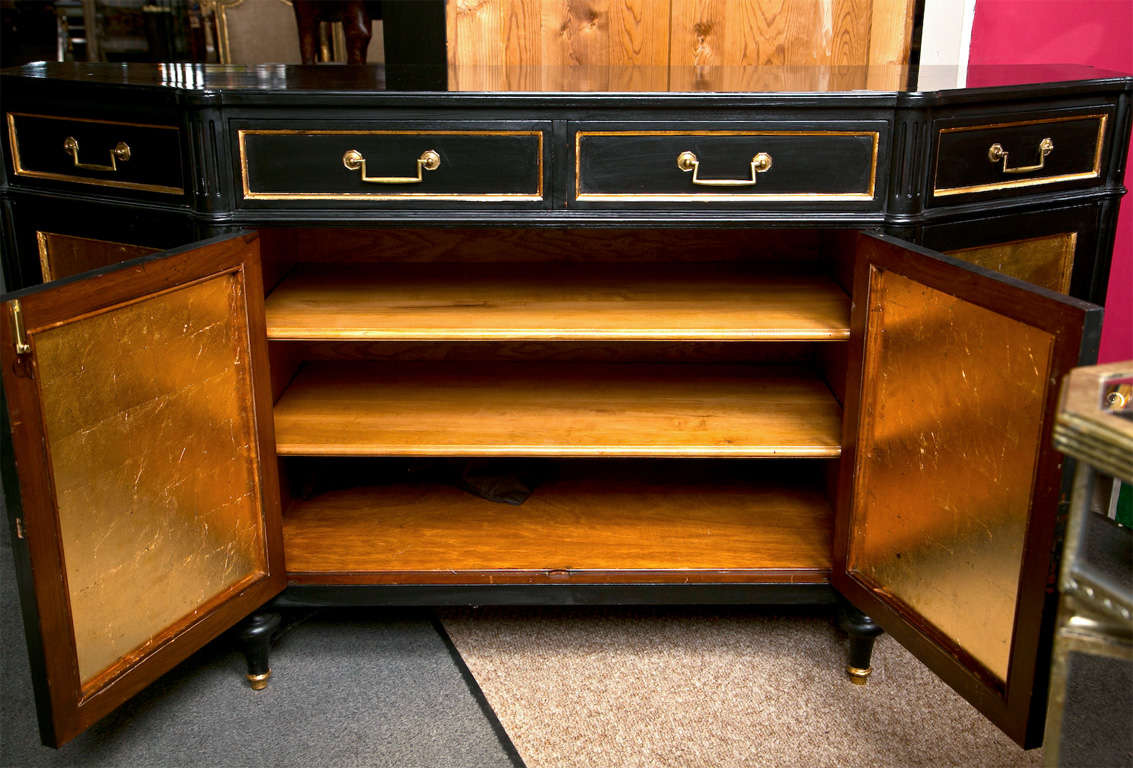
[846,665,871,685]
[247,671,271,691]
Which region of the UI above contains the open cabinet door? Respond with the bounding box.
[834,232,1102,749]
[0,233,285,747]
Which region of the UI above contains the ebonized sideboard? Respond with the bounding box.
[1,62,1130,750]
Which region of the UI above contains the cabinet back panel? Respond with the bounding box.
[258,227,827,265]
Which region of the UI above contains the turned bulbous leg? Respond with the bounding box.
[837,602,883,685]
[238,612,281,690]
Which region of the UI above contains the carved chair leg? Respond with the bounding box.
[237,612,281,691]
[837,601,883,685]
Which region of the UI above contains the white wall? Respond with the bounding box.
[917,0,978,89]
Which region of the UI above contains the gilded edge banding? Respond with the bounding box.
[35,232,53,283]
[6,113,184,195]
[238,129,545,201]
[573,130,881,202]
[932,113,1108,197]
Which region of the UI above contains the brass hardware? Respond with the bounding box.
[676,150,772,186]
[14,517,25,540]
[575,130,879,202]
[247,671,270,690]
[934,114,1106,197]
[238,129,543,201]
[7,113,183,194]
[987,137,1053,174]
[63,136,131,172]
[846,665,871,685]
[342,148,440,184]
[9,300,30,355]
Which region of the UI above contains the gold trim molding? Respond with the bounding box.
[933,114,1108,198]
[574,130,880,202]
[238,129,545,201]
[7,113,183,196]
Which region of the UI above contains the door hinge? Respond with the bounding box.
[14,517,25,540]
[8,300,30,356]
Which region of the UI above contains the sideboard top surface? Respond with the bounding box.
[2,62,1130,108]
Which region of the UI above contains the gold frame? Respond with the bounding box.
[7,113,183,196]
[573,130,881,202]
[238,129,545,201]
[932,114,1108,198]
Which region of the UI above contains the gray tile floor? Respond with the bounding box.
[0,512,520,768]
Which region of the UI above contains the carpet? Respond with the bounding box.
[441,605,1044,768]
[0,520,521,768]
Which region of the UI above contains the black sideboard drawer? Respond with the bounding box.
[932,113,1108,201]
[573,126,882,205]
[5,112,184,196]
[237,125,547,204]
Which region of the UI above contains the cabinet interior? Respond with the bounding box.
[258,227,852,584]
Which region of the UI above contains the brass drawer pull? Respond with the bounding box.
[987,137,1053,174]
[62,136,131,172]
[342,148,441,184]
[676,150,772,187]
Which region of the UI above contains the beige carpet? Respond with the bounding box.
[441,606,1044,768]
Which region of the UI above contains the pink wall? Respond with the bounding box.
[968,0,1133,362]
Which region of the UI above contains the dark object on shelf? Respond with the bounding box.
[292,0,380,65]
[457,460,553,505]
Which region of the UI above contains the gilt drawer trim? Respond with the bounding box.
[6,113,184,195]
[932,114,1108,198]
[238,129,545,201]
[574,130,880,202]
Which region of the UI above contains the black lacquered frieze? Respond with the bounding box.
[573,126,882,203]
[932,112,1110,200]
[237,124,547,203]
[6,113,184,196]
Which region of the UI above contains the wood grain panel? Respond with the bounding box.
[669,0,873,91]
[542,0,612,91]
[273,361,843,457]
[503,0,541,90]
[446,0,911,92]
[447,0,504,91]
[609,0,671,90]
[828,0,871,90]
[669,0,723,91]
[866,0,915,89]
[264,263,851,341]
[282,462,833,582]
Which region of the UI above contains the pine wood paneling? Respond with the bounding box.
[448,0,914,92]
[447,0,504,91]
[866,0,916,89]
[609,0,671,90]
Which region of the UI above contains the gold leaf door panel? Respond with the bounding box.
[33,272,267,689]
[848,268,1053,682]
[1,232,284,747]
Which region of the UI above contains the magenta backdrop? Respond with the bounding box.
[968,0,1133,361]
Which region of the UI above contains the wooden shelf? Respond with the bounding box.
[282,463,833,584]
[264,263,850,341]
[273,362,843,457]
